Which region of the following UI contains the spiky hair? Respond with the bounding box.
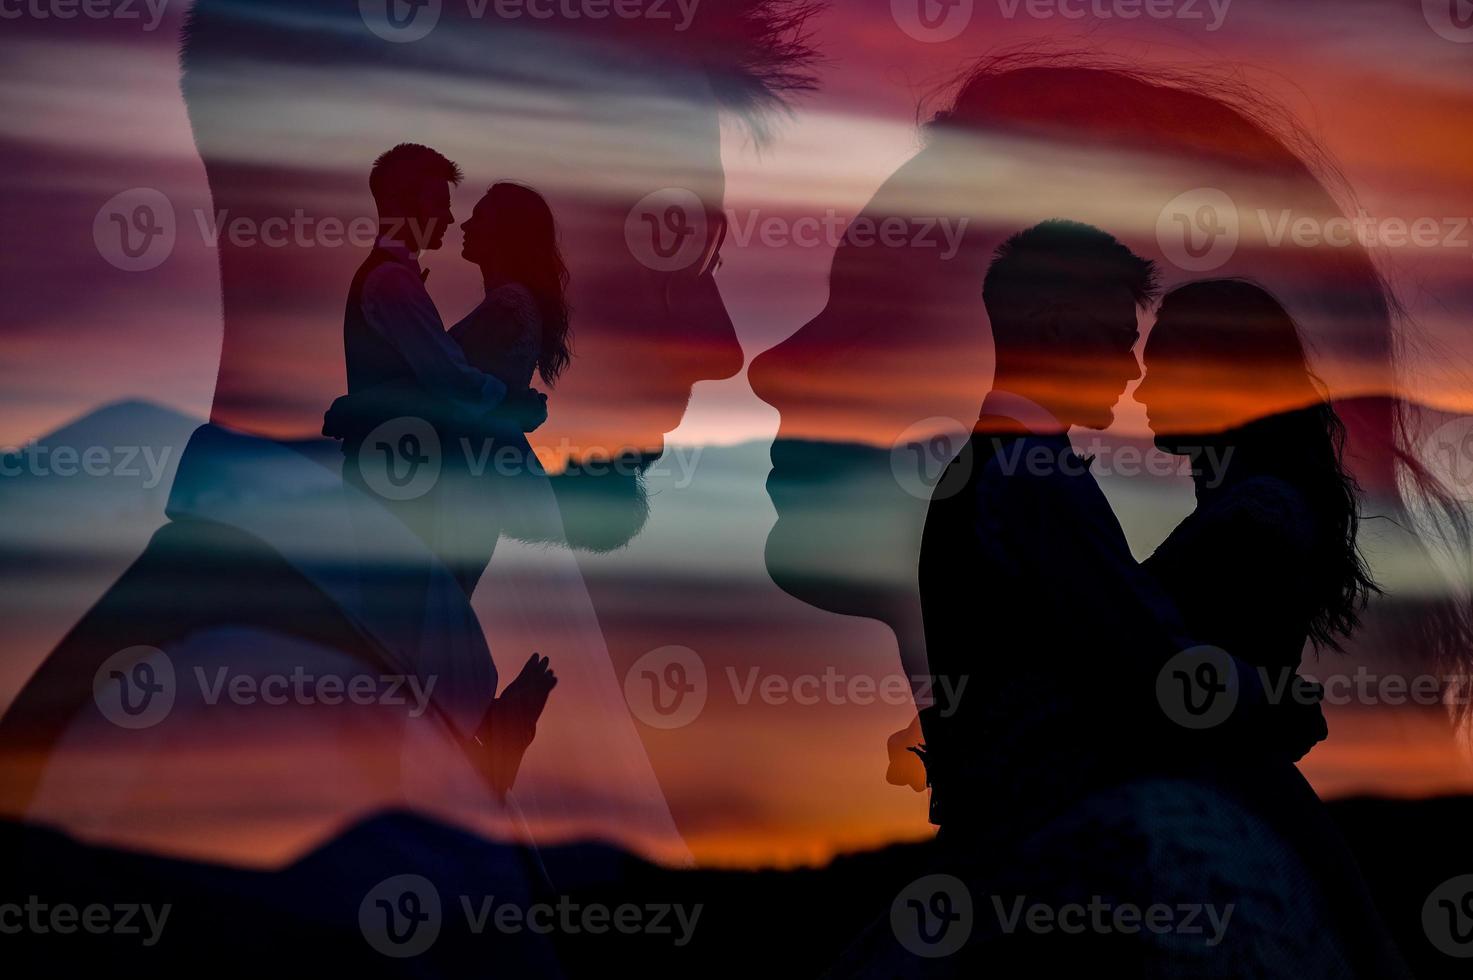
[180,0,827,145]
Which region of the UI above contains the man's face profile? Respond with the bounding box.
[412,180,455,252]
[1046,284,1143,431]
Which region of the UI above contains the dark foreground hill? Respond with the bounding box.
[2,795,1470,978]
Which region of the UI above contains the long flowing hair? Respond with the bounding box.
[477,181,573,386]
[1157,279,1381,651]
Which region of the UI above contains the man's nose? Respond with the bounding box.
[674,274,744,383]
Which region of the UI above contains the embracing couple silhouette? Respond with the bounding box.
[881,220,1404,975]
[315,145,582,801]
[741,56,1473,976]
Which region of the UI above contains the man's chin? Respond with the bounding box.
[535,457,654,553]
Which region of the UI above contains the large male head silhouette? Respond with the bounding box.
[179,0,822,547]
[982,219,1157,432]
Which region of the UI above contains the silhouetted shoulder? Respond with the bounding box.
[969,431,1098,508]
[1200,475,1314,552]
[361,257,423,293]
[488,282,540,326]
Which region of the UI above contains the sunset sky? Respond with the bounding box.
[2,0,1473,869]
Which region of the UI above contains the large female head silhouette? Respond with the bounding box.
[749,53,1471,728]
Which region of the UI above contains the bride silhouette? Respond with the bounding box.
[1133,278,1404,977]
[442,180,575,594]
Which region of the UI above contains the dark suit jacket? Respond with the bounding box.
[916,414,1200,833]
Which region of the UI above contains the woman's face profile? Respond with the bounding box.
[1138,292,1317,450]
[1136,311,1208,446]
[459,194,496,266]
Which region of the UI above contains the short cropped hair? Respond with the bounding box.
[368,143,462,213]
[983,220,1158,344]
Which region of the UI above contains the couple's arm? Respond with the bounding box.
[1139,482,1312,665]
[361,261,508,409]
[1022,475,1334,761]
[991,473,1277,742]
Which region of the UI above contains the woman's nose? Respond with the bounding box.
[747,338,789,411]
[1132,371,1159,410]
